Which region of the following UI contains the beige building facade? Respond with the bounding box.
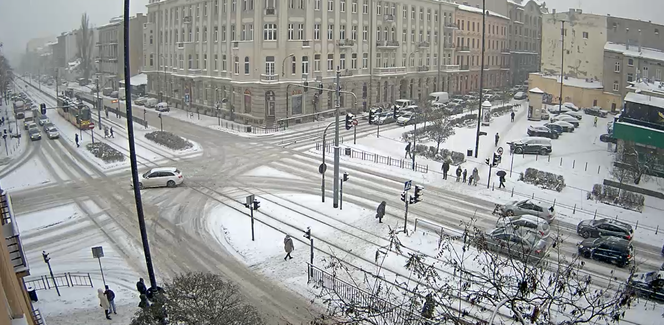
[144,0,458,126]
[453,4,510,94]
[541,9,607,81]
[97,14,147,90]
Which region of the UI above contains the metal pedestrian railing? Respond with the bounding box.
[315,143,429,173]
[23,272,93,291]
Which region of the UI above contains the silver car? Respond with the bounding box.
[497,214,551,238]
[499,199,555,223]
[483,227,551,263]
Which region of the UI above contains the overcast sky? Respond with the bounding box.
[0,0,661,63]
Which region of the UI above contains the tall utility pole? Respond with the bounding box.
[123,0,158,290]
[333,68,341,208]
[474,0,487,159]
[558,20,566,114]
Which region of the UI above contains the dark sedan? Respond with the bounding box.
[578,237,633,267]
[543,123,564,135]
[576,218,633,240]
[527,126,559,139]
[629,271,664,302]
[584,107,609,118]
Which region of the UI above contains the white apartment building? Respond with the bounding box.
[144,0,458,126]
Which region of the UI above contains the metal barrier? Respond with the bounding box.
[23,273,94,291]
[32,308,47,325]
[315,143,429,173]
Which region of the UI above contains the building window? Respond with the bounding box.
[628,58,634,66]
[614,61,621,73]
[222,54,227,71]
[613,81,619,91]
[302,56,309,74]
[264,23,277,40]
[188,54,193,68]
[340,54,346,70]
[328,0,333,11]
[363,26,368,40]
[363,0,368,14]
[340,0,346,12]
[222,26,226,41]
[291,56,297,74]
[328,24,334,40]
[352,25,358,40]
[298,24,304,39]
[340,25,346,39]
[351,53,357,69]
[352,0,357,13]
[214,54,218,70]
[314,24,321,40]
[265,56,275,75]
[362,53,368,68]
[327,54,334,71]
[244,57,250,74]
[314,54,321,71]
[214,26,219,42]
[627,73,633,82]
[582,31,588,39]
[149,54,154,66]
[234,56,239,74]
[230,24,236,41]
[288,24,295,40]
[203,54,207,69]
[315,0,320,10]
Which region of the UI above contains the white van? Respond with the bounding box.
[145,98,159,108]
[395,99,415,108]
[428,92,450,104]
[156,102,170,112]
[118,87,126,100]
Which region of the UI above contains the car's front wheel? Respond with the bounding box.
[581,230,590,238]
[514,147,523,154]
[540,148,549,156]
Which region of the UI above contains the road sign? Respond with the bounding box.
[89,123,95,130]
[91,246,104,258]
[184,94,190,104]
[404,180,412,192]
[319,163,327,174]
[497,147,504,155]
[245,195,255,208]
[352,119,358,126]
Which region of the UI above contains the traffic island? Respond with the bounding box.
[86,142,125,163]
[145,131,193,151]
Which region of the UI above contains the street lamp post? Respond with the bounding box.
[333,68,341,208]
[558,20,566,114]
[474,0,487,159]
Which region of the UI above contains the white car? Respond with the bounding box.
[550,114,580,127]
[560,110,583,120]
[397,114,415,125]
[497,214,551,238]
[45,126,60,139]
[133,167,184,189]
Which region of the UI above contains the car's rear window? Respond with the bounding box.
[175,169,181,174]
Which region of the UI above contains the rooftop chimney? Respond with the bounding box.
[638,29,642,52]
[626,28,630,50]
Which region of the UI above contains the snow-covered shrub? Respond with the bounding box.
[86,142,125,163]
[518,167,566,192]
[587,184,645,212]
[490,105,513,117]
[145,131,193,151]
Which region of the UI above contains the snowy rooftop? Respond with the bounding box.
[604,42,664,63]
[627,80,664,97]
[529,87,544,94]
[119,73,148,86]
[625,92,664,109]
[456,4,510,20]
[535,73,604,89]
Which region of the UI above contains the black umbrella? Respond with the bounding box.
[496,170,507,177]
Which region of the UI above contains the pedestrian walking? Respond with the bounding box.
[593,116,598,127]
[284,235,294,260]
[494,133,500,147]
[136,278,147,296]
[376,201,386,223]
[455,166,462,182]
[104,126,109,138]
[109,126,114,138]
[97,288,112,320]
[510,111,515,122]
[499,175,506,188]
[441,160,450,180]
[468,175,474,185]
[472,168,480,186]
[462,169,468,183]
[75,133,79,148]
[104,285,117,314]
[405,142,411,159]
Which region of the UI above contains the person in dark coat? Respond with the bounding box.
[405,142,411,158]
[472,168,480,186]
[136,278,147,296]
[75,133,79,147]
[284,235,294,260]
[104,285,117,314]
[441,161,450,180]
[109,126,114,138]
[462,169,468,183]
[494,132,500,146]
[376,201,386,223]
[499,175,506,188]
[455,166,462,182]
[138,294,150,309]
[510,111,515,122]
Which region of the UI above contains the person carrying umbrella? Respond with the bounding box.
[497,170,507,188]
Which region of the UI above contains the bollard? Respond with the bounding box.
[573,204,576,214]
[553,199,556,208]
[511,187,514,197]
[635,220,639,230]
[656,225,659,235]
[548,155,551,162]
[560,157,563,166]
[585,162,588,171]
[593,210,597,219]
[532,193,535,199]
[492,183,495,191]
[598,166,601,174]
[573,160,575,169]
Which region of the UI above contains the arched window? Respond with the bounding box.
[265,90,276,116]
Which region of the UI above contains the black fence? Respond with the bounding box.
[315,143,429,173]
[23,272,93,291]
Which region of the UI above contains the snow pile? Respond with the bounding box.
[144,131,193,151]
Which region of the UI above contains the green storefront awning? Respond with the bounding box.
[613,121,664,149]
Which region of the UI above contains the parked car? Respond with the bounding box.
[550,114,580,127]
[395,99,415,108]
[38,115,49,126]
[398,105,418,116]
[507,137,552,156]
[560,110,583,120]
[132,167,184,189]
[577,236,633,267]
[550,120,575,132]
[15,112,25,119]
[499,199,555,223]
[483,226,551,263]
[540,110,550,120]
[28,127,41,141]
[156,102,170,112]
[547,106,570,114]
[397,113,415,126]
[527,125,559,139]
[375,113,396,125]
[513,92,527,100]
[45,126,60,139]
[496,214,551,238]
[584,106,609,117]
[563,102,580,111]
[134,97,148,106]
[629,271,664,302]
[145,98,159,108]
[576,218,633,240]
[543,123,564,135]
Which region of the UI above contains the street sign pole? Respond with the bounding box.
[246,195,255,241]
[92,246,106,286]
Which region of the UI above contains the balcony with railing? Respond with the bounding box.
[458,46,470,52]
[418,42,430,48]
[441,64,460,71]
[265,7,276,15]
[376,40,400,48]
[444,22,459,29]
[340,69,354,76]
[417,66,430,72]
[183,16,192,24]
[373,67,407,75]
[337,39,355,48]
[444,43,456,49]
[260,74,279,82]
[1,190,29,275]
[302,40,311,47]
[459,64,470,70]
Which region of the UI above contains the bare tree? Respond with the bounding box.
[131,272,265,325]
[0,52,13,98]
[426,117,455,153]
[76,13,94,81]
[612,141,663,185]
[312,220,636,325]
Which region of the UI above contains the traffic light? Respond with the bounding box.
[253,199,261,210]
[393,105,398,119]
[368,110,374,125]
[479,131,487,136]
[342,172,349,182]
[303,227,311,239]
[345,113,354,130]
[400,191,406,202]
[492,153,501,166]
[413,185,423,203]
[318,83,324,95]
[40,103,46,115]
[303,81,309,92]
[485,158,491,166]
[42,251,50,263]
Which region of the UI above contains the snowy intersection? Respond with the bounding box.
[4,78,664,324]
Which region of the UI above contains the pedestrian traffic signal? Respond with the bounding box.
[485,158,491,166]
[393,106,398,119]
[401,191,406,202]
[492,153,501,166]
[42,251,50,263]
[345,113,355,130]
[413,185,423,203]
[368,110,374,125]
[318,83,324,95]
[342,172,349,182]
[253,199,260,210]
[303,81,309,92]
[40,103,46,115]
[303,227,311,239]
